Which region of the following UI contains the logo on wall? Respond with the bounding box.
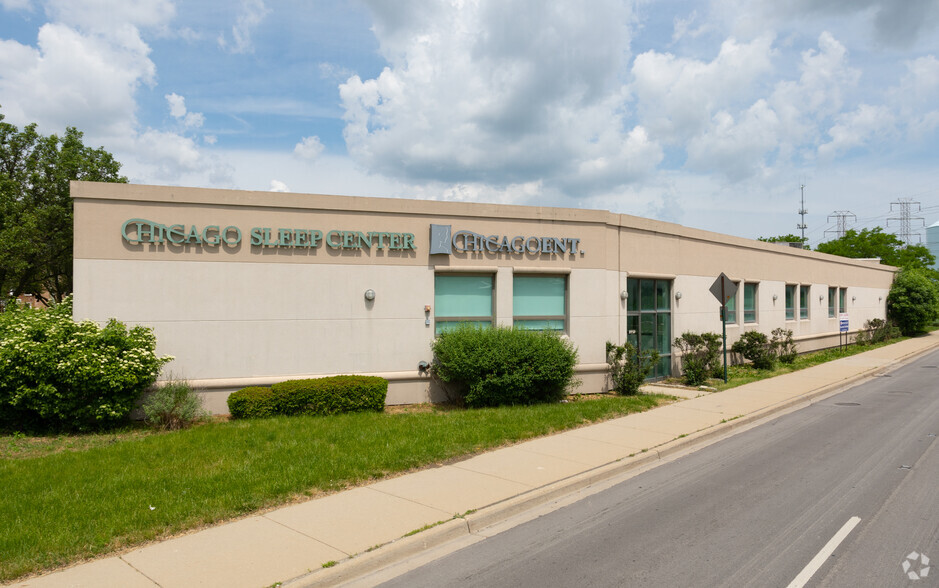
[429,224,583,256]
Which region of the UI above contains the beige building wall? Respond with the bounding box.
[71,182,895,413]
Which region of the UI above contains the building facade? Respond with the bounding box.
[72,182,895,413]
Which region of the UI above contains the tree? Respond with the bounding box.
[758,234,808,247]
[0,109,126,305]
[887,268,939,336]
[815,228,936,270]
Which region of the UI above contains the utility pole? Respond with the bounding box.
[887,198,925,245]
[797,184,808,241]
[824,211,856,240]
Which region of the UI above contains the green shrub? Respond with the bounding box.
[887,268,939,336]
[226,386,276,419]
[141,379,207,430]
[771,328,798,364]
[731,331,776,370]
[271,376,387,416]
[431,325,578,408]
[606,341,659,395]
[855,318,900,345]
[0,297,171,431]
[673,332,722,385]
[227,376,388,419]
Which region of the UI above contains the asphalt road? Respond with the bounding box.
[378,350,939,588]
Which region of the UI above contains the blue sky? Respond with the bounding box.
[1,0,938,246]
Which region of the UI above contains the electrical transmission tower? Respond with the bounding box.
[797,184,808,240]
[825,211,856,240]
[887,198,925,245]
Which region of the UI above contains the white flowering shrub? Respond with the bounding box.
[0,297,172,431]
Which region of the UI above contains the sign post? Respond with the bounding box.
[709,273,738,383]
[839,312,849,352]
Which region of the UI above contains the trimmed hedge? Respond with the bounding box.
[431,325,578,408]
[227,376,387,419]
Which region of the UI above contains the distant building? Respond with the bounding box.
[928,221,939,270]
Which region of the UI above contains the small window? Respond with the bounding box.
[786,285,796,321]
[800,285,810,319]
[828,287,836,318]
[434,274,494,335]
[839,287,847,312]
[724,284,738,323]
[513,275,566,332]
[744,283,757,323]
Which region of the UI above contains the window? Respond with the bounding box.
[724,284,738,323]
[800,285,810,319]
[626,277,671,378]
[434,274,493,335]
[786,285,796,320]
[744,283,757,323]
[839,287,847,312]
[828,287,836,318]
[513,275,566,331]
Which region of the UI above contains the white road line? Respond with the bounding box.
[786,516,861,588]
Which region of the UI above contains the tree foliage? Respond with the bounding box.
[816,228,936,270]
[887,268,939,336]
[0,109,126,305]
[758,234,808,248]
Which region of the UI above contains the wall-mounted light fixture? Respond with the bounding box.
[852,296,857,303]
[675,291,683,300]
[620,290,628,300]
[772,294,778,302]
[879,296,883,302]
[364,289,376,301]
[819,294,824,302]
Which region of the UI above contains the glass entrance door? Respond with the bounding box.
[626,277,672,378]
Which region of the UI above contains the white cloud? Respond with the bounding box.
[340,0,660,197]
[164,92,204,128]
[293,135,324,161]
[269,179,289,192]
[43,0,175,33]
[630,35,776,144]
[0,22,155,141]
[686,100,781,181]
[218,0,269,54]
[1,0,32,10]
[818,104,897,159]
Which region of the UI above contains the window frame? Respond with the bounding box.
[434,273,495,335]
[724,282,738,324]
[512,274,568,332]
[743,282,757,323]
[828,286,837,318]
[785,284,796,321]
[799,284,810,320]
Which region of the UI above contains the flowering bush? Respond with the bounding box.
[0,297,172,431]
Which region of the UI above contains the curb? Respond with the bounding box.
[289,336,939,587]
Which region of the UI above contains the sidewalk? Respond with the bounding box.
[11,333,939,588]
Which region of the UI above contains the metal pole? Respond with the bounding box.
[721,281,728,383]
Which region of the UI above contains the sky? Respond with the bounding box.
[1,0,938,247]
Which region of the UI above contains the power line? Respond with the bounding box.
[824,211,856,240]
[887,198,925,245]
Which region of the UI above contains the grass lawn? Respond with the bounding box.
[0,393,667,582]
[705,335,919,391]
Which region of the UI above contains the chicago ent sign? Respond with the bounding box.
[429,224,583,256]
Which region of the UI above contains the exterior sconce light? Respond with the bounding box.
[364,289,376,301]
[620,290,628,300]
[852,296,856,303]
[819,294,824,302]
[675,291,682,300]
[772,294,778,302]
[879,296,883,302]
